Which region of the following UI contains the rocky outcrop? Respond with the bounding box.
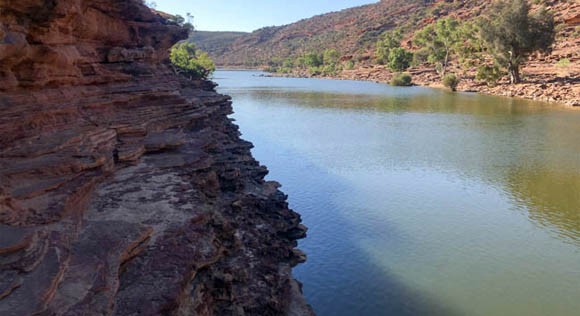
[0,0,312,315]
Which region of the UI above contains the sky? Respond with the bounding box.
[152,0,379,32]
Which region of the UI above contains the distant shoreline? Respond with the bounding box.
[217,66,579,108]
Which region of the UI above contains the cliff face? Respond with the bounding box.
[0,0,312,315]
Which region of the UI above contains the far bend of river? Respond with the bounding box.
[214,70,580,316]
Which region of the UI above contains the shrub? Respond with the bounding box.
[322,64,339,76]
[170,42,215,80]
[308,66,322,76]
[476,65,504,87]
[323,49,340,66]
[304,52,323,68]
[442,73,460,91]
[412,48,430,66]
[344,60,355,70]
[376,29,403,65]
[556,58,571,76]
[556,58,570,68]
[388,47,413,72]
[390,73,413,86]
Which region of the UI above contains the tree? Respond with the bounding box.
[476,64,505,87]
[303,52,323,68]
[142,1,157,8]
[376,29,403,65]
[295,56,307,70]
[183,13,194,34]
[388,47,413,72]
[479,0,555,84]
[169,43,215,80]
[413,17,460,76]
[323,49,340,66]
[454,21,485,68]
[170,15,185,25]
[442,73,460,91]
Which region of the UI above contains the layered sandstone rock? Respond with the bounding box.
[0,0,312,315]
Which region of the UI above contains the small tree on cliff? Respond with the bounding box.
[170,43,215,80]
[479,0,555,84]
[141,0,157,8]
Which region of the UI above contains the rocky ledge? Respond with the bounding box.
[0,0,312,315]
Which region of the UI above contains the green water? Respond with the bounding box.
[215,70,580,316]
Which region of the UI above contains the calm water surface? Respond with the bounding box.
[214,70,580,316]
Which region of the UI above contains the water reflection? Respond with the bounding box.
[507,166,580,244]
[227,87,552,115]
[216,70,580,316]
[229,81,580,244]
[244,138,461,316]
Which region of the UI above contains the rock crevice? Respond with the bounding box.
[0,0,313,315]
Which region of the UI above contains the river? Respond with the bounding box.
[214,70,580,316]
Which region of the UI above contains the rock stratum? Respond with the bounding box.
[0,0,312,315]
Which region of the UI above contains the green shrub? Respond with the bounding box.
[412,48,430,66]
[388,47,413,72]
[344,60,355,70]
[556,58,570,68]
[390,73,413,86]
[476,65,504,87]
[170,42,215,79]
[304,52,323,68]
[308,66,322,76]
[375,29,403,65]
[322,64,339,76]
[442,73,460,91]
[323,49,340,66]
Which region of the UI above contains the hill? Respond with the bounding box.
[199,0,488,66]
[195,0,578,106]
[190,31,248,57]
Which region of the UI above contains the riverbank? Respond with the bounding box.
[264,63,579,107]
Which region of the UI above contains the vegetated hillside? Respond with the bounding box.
[190,31,248,56]
[201,0,483,66]
[197,0,578,106]
[199,0,577,68]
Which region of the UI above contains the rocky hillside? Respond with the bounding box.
[199,0,578,106]
[0,0,312,315]
[204,0,416,66]
[201,0,481,66]
[191,31,248,58]
[200,0,578,67]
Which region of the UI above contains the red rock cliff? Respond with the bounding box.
[0,0,313,315]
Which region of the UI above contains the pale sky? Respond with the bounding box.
[152,0,379,32]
